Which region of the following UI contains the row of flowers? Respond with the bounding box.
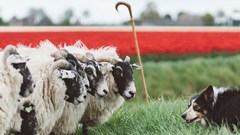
[0,31,240,56]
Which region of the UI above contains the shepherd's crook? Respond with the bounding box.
[115,2,149,103]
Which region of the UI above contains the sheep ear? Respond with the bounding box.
[131,64,141,70]
[124,56,130,63]
[109,64,114,72]
[112,59,118,64]
[22,55,30,62]
[75,54,89,63]
[86,53,94,60]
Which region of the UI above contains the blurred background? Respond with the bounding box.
[1,0,240,101]
[0,0,240,26]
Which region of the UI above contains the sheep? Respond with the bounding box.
[13,98,38,135]
[80,55,140,135]
[50,49,109,135]
[51,42,139,135]
[32,59,87,134]
[0,45,34,135]
[9,53,87,135]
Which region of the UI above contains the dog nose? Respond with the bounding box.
[181,114,187,119]
[103,89,108,95]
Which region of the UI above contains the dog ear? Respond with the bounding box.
[202,85,214,102]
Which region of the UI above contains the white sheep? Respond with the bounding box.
[0,45,29,135]
[30,59,87,135]
[11,42,88,134]
[51,42,138,135]
[80,54,139,135]
[51,46,109,135]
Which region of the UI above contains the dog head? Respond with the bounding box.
[182,85,215,125]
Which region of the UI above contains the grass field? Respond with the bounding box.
[75,99,238,135]
[74,54,240,135]
[133,53,240,99]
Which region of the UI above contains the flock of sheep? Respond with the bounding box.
[0,40,139,135]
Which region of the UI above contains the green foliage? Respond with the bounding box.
[59,9,74,26]
[132,54,240,100]
[129,52,240,63]
[75,99,237,135]
[202,13,215,26]
[139,2,160,23]
[0,17,8,26]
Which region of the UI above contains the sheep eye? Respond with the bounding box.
[68,60,76,67]
[115,69,122,75]
[87,61,93,65]
[85,68,92,75]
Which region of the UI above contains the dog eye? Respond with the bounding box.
[193,105,201,111]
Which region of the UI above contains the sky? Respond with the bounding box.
[0,0,239,24]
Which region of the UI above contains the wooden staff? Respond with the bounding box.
[115,2,149,103]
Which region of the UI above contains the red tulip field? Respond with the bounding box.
[0,28,240,56]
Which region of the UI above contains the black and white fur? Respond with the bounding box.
[14,101,38,135]
[182,85,240,128]
[50,51,109,135]
[6,51,34,97]
[0,45,35,134]
[111,56,138,99]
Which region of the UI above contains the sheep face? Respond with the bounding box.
[18,101,38,135]
[64,53,90,92]
[85,60,108,99]
[9,54,34,97]
[59,69,87,105]
[111,56,137,100]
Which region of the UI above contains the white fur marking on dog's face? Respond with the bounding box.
[123,81,136,100]
[182,99,201,123]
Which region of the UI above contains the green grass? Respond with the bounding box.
[75,99,239,135]
[74,54,240,135]
[133,54,240,99]
[130,51,240,63]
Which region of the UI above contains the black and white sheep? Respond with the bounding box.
[12,42,88,134]
[50,48,109,135]
[80,55,139,135]
[0,45,34,135]
[50,42,138,135]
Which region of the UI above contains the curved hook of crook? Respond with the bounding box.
[115,1,133,19]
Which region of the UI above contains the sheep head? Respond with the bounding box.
[2,45,34,97]
[97,56,139,100]
[75,52,109,99]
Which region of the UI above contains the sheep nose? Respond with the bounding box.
[181,114,187,119]
[103,89,108,95]
[83,95,87,99]
[129,91,135,97]
[85,84,89,89]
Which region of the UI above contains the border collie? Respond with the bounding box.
[182,85,240,128]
